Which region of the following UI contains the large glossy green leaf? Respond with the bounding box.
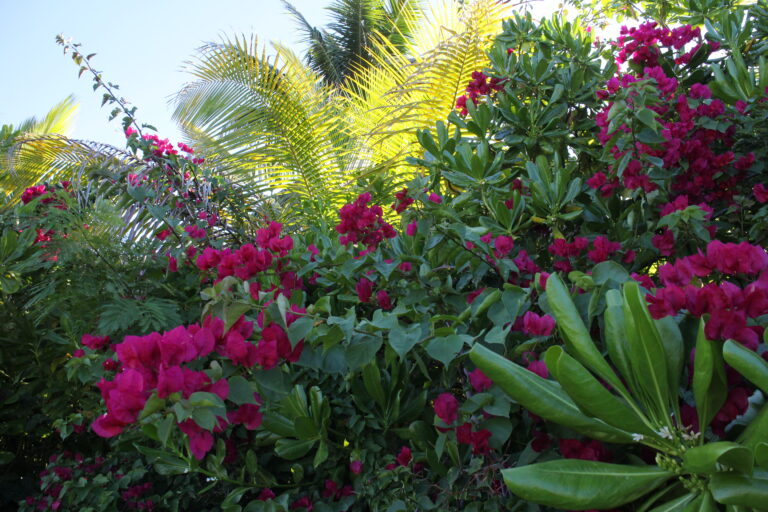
[501,460,671,509]
[546,273,625,392]
[604,289,634,388]
[545,346,654,437]
[723,339,768,395]
[655,316,684,397]
[693,321,728,432]
[682,442,754,475]
[710,470,768,507]
[470,344,633,443]
[738,403,768,450]
[623,281,671,419]
[646,492,697,512]
[756,443,768,469]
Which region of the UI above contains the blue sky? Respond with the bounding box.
[0,0,332,147]
[1,1,560,148]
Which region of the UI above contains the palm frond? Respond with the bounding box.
[173,35,374,223]
[345,0,511,170]
[2,135,140,201]
[282,0,346,86]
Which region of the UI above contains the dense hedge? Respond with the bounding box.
[4,2,768,511]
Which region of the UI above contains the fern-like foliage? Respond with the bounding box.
[0,96,79,201]
[97,297,183,335]
[346,0,511,175]
[173,36,380,224]
[174,0,512,224]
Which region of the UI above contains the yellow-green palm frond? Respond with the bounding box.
[173,35,377,223]
[28,95,79,136]
[345,0,512,173]
[1,136,143,205]
[1,96,81,201]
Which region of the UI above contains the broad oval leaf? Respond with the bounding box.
[693,320,728,432]
[545,346,654,437]
[682,442,754,475]
[470,344,633,443]
[501,460,671,509]
[709,470,768,508]
[723,339,768,395]
[546,273,625,392]
[623,281,671,419]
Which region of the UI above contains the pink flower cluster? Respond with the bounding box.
[336,193,396,250]
[595,24,754,206]
[392,188,414,214]
[21,185,49,204]
[355,277,394,310]
[91,313,306,459]
[196,221,294,283]
[549,236,628,272]
[433,387,494,456]
[648,240,768,349]
[81,333,110,350]
[616,22,701,68]
[455,71,504,116]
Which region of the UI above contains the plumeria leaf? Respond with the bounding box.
[501,460,671,509]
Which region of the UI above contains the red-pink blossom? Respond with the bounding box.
[469,368,492,391]
[356,277,373,303]
[434,393,459,424]
[522,311,555,336]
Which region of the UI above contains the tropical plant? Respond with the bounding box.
[471,274,768,510]
[172,0,513,224]
[0,96,79,201]
[282,0,423,89]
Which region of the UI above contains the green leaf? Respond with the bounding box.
[738,403,768,450]
[139,393,165,420]
[388,324,421,358]
[425,335,464,366]
[693,320,728,432]
[135,445,189,475]
[546,273,624,392]
[158,415,174,447]
[682,442,754,475]
[313,440,328,467]
[501,460,671,509]
[293,416,318,440]
[655,316,684,400]
[274,438,315,460]
[261,412,296,437]
[224,302,252,331]
[592,261,630,286]
[346,336,382,370]
[756,443,768,469]
[545,346,654,437]
[470,344,633,443]
[646,492,697,511]
[710,470,768,507]
[623,281,671,418]
[362,362,387,409]
[0,451,15,465]
[636,108,659,132]
[287,316,315,345]
[723,339,768,395]
[604,290,634,388]
[192,407,217,431]
[228,376,257,405]
[189,391,226,411]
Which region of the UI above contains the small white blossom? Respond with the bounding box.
[631,433,644,442]
[657,426,673,439]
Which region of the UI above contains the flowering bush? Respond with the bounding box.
[8,2,768,511]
